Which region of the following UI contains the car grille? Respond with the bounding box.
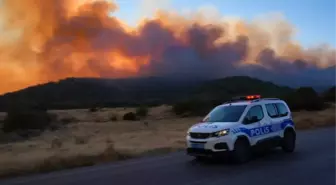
[189,132,211,139]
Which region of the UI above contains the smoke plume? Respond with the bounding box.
[0,0,335,94]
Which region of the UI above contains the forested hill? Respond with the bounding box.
[0,76,295,110]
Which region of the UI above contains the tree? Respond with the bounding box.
[322,86,335,102]
[3,105,52,133]
[284,87,324,111]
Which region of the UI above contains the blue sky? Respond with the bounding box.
[114,0,336,48]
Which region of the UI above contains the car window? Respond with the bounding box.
[244,105,264,124]
[204,105,247,122]
[275,103,289,117]
[265,103,279,118]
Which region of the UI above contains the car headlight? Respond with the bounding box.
[212,129,230,137]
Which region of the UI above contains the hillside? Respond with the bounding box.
[192,76,293,102]
[0,76,295,110]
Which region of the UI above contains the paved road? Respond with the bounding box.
[1,127,335,185]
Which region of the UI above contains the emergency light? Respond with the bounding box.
[245,95,261,100]
[231,94,261,101]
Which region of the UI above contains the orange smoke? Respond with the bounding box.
[0,0,335,94]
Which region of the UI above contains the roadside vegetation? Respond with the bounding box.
[171,86,334,116]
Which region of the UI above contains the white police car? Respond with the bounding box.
[186,95,296,163]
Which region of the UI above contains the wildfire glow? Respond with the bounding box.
[0,0,334,94]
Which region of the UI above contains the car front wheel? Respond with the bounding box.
[231,139,251,164]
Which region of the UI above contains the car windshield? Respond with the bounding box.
[203,105,247,122]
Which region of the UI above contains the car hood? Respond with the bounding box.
[188,122,236,133]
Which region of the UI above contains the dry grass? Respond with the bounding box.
[292,103,336,129]
[0,104,334,178]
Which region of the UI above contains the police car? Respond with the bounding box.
[186,95,296,163]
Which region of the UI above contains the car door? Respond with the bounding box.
[241,105,267,145]
[264,103,282,138]
[273,102,291,134]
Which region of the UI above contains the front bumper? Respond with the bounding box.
[185,134,235,158]
[186,148,230,157]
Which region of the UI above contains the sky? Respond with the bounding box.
[0,0,335,94]
[114,0,336,48]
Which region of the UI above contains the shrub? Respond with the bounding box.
[284,87,325,111]
[3,106,52,133]
[123,112,137,121]
[172,99,211,116]
[110,115,118,121]
[89,107,99,112]
[51,137,63,149]
[74,135,89,145]
[322,86,335,102]
[60,116,78,125]
[135,106,149,117]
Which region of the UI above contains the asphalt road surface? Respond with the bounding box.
[1,127,335,185]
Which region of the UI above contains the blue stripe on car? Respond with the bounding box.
[231,119,294,137]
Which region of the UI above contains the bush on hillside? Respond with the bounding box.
[322,86,335,102]
[3,106,53,133]
[135,106,149,117]
[123,112,137,121]
[172,99,212,116]
[89,107,99,112]
[110,115,118,121]
[284,87,325,111]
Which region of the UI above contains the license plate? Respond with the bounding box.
[191,143,204,149]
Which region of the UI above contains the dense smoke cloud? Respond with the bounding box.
[0,0,335,94]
